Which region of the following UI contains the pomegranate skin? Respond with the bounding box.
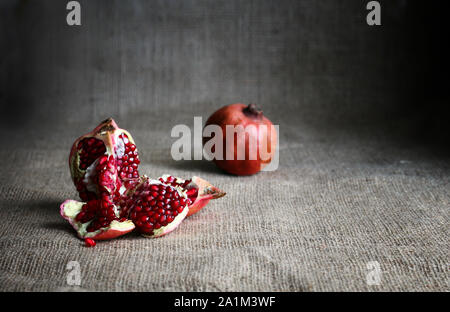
[203,103,277,175]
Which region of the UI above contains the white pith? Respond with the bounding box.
[82,158,100,193]
[119,184,128,195]
[116,134,125,158]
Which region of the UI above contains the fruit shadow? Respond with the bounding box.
[33,199,75,235]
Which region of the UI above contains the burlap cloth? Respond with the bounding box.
[0,0,448,291]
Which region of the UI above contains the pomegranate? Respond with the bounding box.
[203,103,277,175]
[69,118,140,202]
[127,178,189,237]
[60,199,135,240]
[63,118,141,240]
[61,119,226,242]
[158,175,226,217]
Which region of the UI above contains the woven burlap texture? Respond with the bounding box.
[0,0,448,291]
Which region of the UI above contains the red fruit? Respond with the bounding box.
[85,238,96,247]
[63,119,227,242]
[127,178,190,238]
[158,175,225,217]
[60,199,135,240]
[69,118,140,203]
[203,103,277,175]
[66,118,140,239]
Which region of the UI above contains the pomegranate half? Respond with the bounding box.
[65,118,140,240]
[69,118,140,202]
[60,199,135,240]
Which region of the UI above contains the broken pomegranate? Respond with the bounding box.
[69,118,140,202]
[158,175,226,217]
[127,178,189,237]
[60,199,135,240]
[61,119,226,242]
[64,118,140,240]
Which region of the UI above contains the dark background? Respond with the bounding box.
[1,0,449,149]
[0,0,449,292]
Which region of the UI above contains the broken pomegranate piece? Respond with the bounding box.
[60,199,135,240]
[127,178,189,238]
[65,118,140,240]
[69,118,140,202]
[158,175,226,217]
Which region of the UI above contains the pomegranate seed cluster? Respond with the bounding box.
[78,138,106,170]
[73,133,141,232]
[129,182,187,235]
[74,196,118,232]
[116,133,140,180]
[76,133,140,201]
[96,155,117,194]
[114,178,142,218]
[76,138,110,201]
[159,176,198,206]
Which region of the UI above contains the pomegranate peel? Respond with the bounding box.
[187,176,226,216]
[60,199,135,240]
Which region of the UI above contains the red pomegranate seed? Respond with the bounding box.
[115,134,140,184]
[85,238,96,247]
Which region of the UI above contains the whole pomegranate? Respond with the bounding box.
[203,103,277,175]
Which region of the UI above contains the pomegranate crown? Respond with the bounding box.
[93,118,119,134]
[243,103,263,119]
